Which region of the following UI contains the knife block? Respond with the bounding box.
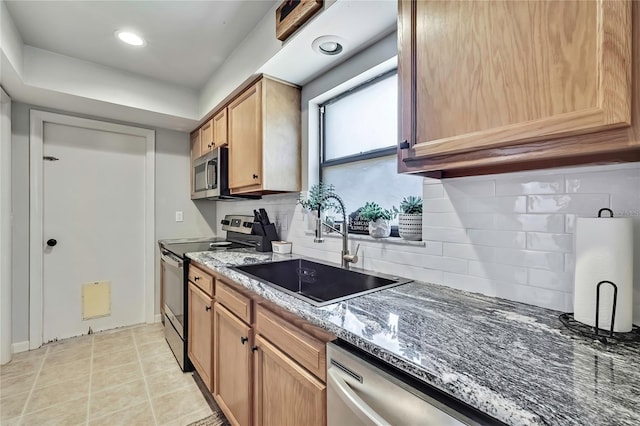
[251,223,280,252]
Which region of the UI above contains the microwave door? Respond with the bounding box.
[194,160,208,193]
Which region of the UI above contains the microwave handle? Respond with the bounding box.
[204,158,210,189]
[211,160,218,189]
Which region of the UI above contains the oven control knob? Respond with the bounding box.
[243,222,253,228]
[221,219,230,225]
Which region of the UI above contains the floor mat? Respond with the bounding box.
[187,409,230,426]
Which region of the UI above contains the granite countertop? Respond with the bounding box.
[187,250,640,426]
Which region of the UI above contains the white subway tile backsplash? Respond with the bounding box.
[493,248,565,271]
[495,175,564,196]
[527,268,573,292]
[423,226,469,243]
[496,214,565,232]
[468,261,528,285]
[215,163,639,321]
[443,243,494,261]
[527,194,610,214]
[467,229,526,248]
[526,232,573,253]
[423,184,444,199]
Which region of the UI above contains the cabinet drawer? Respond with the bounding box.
[216,279,251,324]
[256,305,326,381]
[188,265,213,297]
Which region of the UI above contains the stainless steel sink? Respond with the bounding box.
[232,259,412,307]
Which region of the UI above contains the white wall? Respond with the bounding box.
[10,102,217,344]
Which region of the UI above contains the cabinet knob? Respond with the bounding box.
[205,306,211,311]
[251,345,258,352]
[252,174,258,179]
[194,276,200,281]
[241,336,249,345]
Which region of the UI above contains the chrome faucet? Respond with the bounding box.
[314,193,359,269]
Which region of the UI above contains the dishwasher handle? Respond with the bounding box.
[161,251,183,268]
[328,368,392,426]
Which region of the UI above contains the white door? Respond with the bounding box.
[43,122,146,342]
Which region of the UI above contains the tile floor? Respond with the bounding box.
[0,323,213,425]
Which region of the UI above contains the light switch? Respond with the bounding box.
[175,211,184,222]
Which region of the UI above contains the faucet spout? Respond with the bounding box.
[313,192,356,269]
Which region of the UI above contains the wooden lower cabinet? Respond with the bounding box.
[214,303,253,426]
[253,335,326,426]
[188,282,214,391]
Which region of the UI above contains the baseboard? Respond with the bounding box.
[153,314,162,323]
[12,341,30,354]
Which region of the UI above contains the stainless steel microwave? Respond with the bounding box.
[192,148,230,200]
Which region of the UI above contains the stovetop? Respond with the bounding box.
[162,238,249,258]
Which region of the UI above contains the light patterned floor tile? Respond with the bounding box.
[41,344,92,369]
[140,351,179,377]
[89,400,155,426]
[21,396,88,426]
[136,340,173,358]
[91,362,142,393]
[45,335,93,355]
[25,377,89,414]
[134,330,166,346]
[36,357,91,388]
[89,379,148,420]
[0,391,30,422]
[0,357,44,380]
[0,372,37,395]
[92,347,138,371]
[151,387,212,425]
[145,370,197,399]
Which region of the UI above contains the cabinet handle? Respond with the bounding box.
[252,174,258,179]
[240,336,248,345]
[194,276,200,281]
[205,306,211,311]
[251,345,258,352]
[399,140,410,149]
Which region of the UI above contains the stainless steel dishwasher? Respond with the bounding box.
[327,342,495,426]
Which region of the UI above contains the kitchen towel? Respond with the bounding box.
[573,212,634,332]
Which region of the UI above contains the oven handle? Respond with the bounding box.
[161,251,183,268]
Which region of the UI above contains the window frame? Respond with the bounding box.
[319,69,398,181]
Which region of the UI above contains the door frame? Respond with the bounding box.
[29,110,155,349]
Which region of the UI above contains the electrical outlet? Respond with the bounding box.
[175,211,183,222]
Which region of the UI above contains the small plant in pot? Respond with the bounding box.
[359,202,398,238]
[297,183,337,230]
[398,196,423,241]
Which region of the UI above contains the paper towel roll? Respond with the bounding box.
[573,216,634,332]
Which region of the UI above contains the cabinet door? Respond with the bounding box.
[188,282,213,391]
[190,131,201,161]
[214,304,252,426]
[253,335,325,426]
[213,108,228,148]
[228,81,262,193]
[398,0,631,174]
[200,118,214,153]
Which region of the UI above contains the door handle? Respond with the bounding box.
[46,239,57,247]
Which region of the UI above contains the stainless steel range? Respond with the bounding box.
[158,214,274,371]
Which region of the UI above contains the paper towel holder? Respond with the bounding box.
[559,279,640,344]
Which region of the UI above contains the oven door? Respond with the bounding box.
[161,250,184,337]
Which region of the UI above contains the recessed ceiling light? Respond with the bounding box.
[115,30,146,47]
[312,36,346,56]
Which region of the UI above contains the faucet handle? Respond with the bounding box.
[343,244,360,265]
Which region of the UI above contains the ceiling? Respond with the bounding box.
[4,0,276,89]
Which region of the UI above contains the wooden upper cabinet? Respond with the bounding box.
[398,0,634,177]
[200,118,215,154]
[228,76,301,195]
[228,81,263,193]
[190,130,201,161]
[213,108,228,148]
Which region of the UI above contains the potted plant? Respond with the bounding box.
[359,202,398,238]
[398,196,423,241]
[297,183,337,230]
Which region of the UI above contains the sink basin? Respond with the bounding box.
[232,259,412,307]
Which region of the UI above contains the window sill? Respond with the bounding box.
[303,230,426,247]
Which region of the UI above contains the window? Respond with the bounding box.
[320,70,423,232]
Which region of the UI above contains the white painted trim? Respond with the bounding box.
[11,341,30,354]
[154,314,162,323]
[29,110,155,349]
[0,87,12,364]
